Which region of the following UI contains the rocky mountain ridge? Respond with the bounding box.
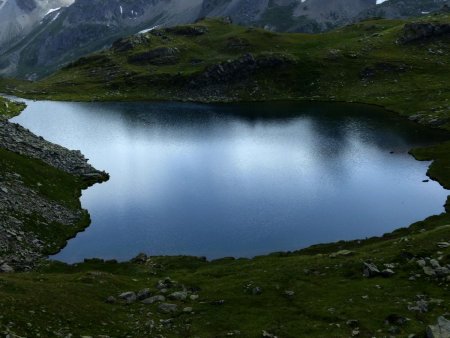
[0,0,73,49]
[0,0,448,79]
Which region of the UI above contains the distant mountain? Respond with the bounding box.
[0,0,73,49]
[200,0,377,32]
[0,0,203,79]
[360,0,449,19]
[0,0,448,79]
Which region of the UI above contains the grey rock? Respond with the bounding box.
[168,291,188,301]
[417,259,427,267]
[252,287,263,295]
[158,303,178,314]
[329,250,354,258]
[423,266,437,276]
[141,295,165,304]
[430,259,441,268]
[130,253,149,264]
[408,299,429,313]
[0,263,14,273]
[437,242,450,249]
[427,316,450,338]
[284,290,295,298]
[118,291,137,303]
[136,288,151,301]
[156,277,175,290]
[363,262,380,277]
[190,294,199,301]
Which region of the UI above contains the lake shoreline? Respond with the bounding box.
[0,95,449,265]
[1,95,450,336]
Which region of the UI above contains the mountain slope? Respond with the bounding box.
[0,0,73,49]
[0,0,203,79]
[0,0,448,79]
[360,0,450,19]
[6,13,449,130]
[200,0,378,32]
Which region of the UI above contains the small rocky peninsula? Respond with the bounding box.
[0,108,108,272]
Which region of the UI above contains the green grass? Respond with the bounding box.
[0,96,26,118]
[1,14,449,129]
[0,147,94,255]
[1,215,449,337]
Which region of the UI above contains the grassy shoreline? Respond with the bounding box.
[1,93,450,336]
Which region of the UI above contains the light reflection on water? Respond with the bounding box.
[11,100,450,262]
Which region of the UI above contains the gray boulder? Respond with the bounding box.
[141,295,165,304]
[0,263,14,273]
[427,316,450,338]
[363,262,380,277]
[118,291,137,304]
[137,288,151,301]
[158,303,178,314]
[168,291,188,301]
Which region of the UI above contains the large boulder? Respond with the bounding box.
[427,316,450,338]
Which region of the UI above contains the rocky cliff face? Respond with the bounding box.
[360,0,449,19]
[0,0,448,79]
[0,0,73,49]
[200,0,377,32]
[0,0,202,79]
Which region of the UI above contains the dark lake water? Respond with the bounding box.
[11,100,449,262]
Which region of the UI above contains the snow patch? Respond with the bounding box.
[138,25,160,34]
[45,7,61,16]
[51,12,60,22]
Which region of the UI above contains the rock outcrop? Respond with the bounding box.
[190,53,294,87]
[0,118,108,271]
[398,23,450,44]
[0,119,108,181]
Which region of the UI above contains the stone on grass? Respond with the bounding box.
[427,316,450,338]
[136,288,151,300]
[329,250,354,258]
[363,262,380,277]
[118,291,137,303]
[168,291,188,301]
[0,263,14,273]
[158,303,178,314]
[141,295,165,304]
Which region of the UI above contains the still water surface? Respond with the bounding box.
[11,100,449,262]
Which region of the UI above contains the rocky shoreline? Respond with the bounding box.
[0,115,109,271]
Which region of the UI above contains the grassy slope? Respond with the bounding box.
[0,101,96,256]
[1,14,449,128]
[0,148,94,255]
[0,97,26,118]
[1,215,449,337]
[1,15,450,338]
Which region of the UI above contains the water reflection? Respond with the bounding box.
[11,100,450,262]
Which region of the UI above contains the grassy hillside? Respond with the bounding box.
[1,212,449,337]
[2,14,449,129]
[0,97,26,118]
